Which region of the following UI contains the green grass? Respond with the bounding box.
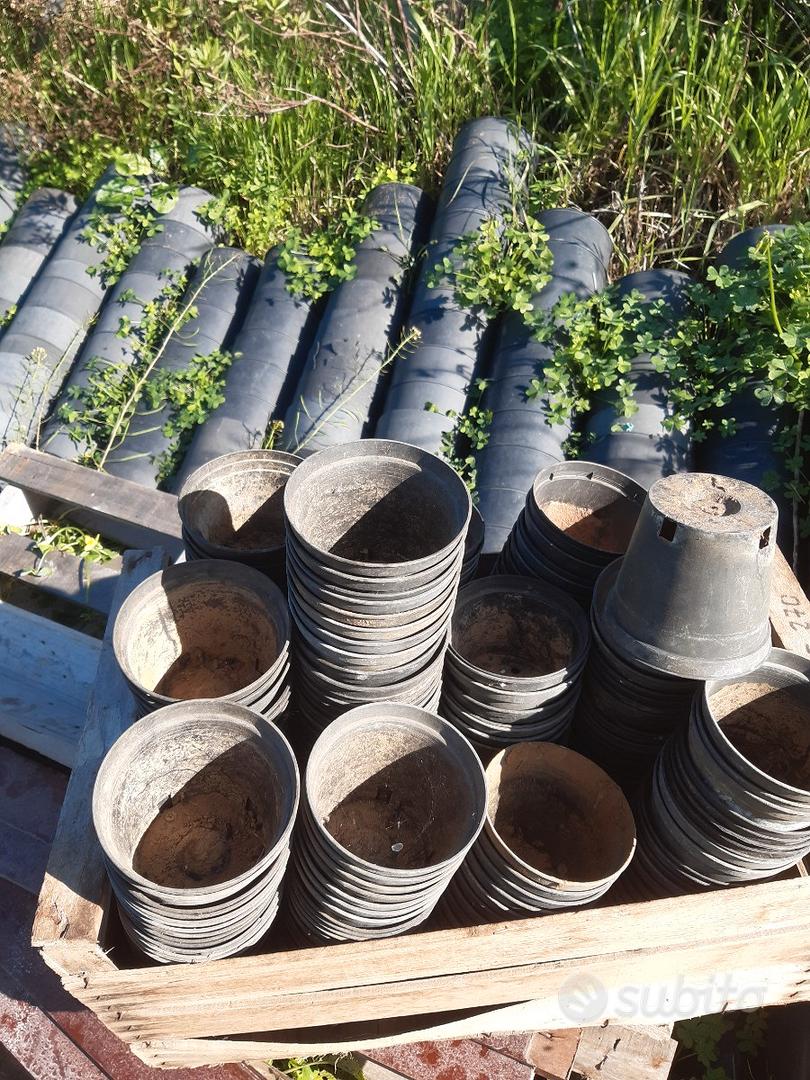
[2,0,807,264]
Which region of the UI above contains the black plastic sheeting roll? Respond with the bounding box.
[281,183,432,456]
[375,118,531,452]
[171,247,321,490]
[0,188,78,319]
[0,165,120,448]
[475,209,612,557]
[696,224,793,542]
[41,186,217,461]
[585,269,693,489]
[104,247,261,486]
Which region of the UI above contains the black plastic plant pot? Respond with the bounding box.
[460,505,485,586]
[585,430,691,490]
[448,575,590,694]
[356,182,434,260]
[715,223,790,271]
[171,247,321,491]
[283,439,471,579]
[112,559,290,717]
[0,129,26,230]
[0,187,78,315]
[373,406,455,450]
[545,240,608,292]
[599,472,777,679]
[537,209,613,268]
[178,449,301,584]
[444,742,635,918]
[92,699,298,962]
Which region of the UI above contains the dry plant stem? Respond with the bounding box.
[96,254,239,472]
[292,327,421,453]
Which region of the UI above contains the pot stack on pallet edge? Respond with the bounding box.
[283,439,470,741]
[287,704,486,943]
[113,559,292,722]
[93,700,299,963]
[440,575,590,753]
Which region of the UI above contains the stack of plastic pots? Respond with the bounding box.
[444,742,636,923]
[475,209,612,560]
[178,449,301,588]
[283,440,471,739]
[93,700,299,963]
[576,471,778,794]
[460,505,485,586]
[584,269,694,489]
[287,704,486,942]
[630,649,810,897]
[0,187,78,319]
[113,560,291,722]
[496,461,646,607]
[441,576,590,753]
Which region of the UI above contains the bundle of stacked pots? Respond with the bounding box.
[283,440,470,741]
[632,649,810,896]
[178,449,301,588]
[577,471,777,796]
[584,269,694,489]
[496,461,646,607]
[0,187,78,320]
[444,742,636,922]
[93,700,299,963]
[113,560,291,722]
[172,247,322,488]
[475,209,612,558]
[459,505,485,587]
[441,576,590,753]
[287,704,486,942]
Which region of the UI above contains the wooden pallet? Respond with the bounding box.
[1,444,806,1073]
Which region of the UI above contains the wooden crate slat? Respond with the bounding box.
[31,548,168,969]
[0,598,101,766]
[0,445,183,555]
[769,546,810,657]
[0,529,121,615]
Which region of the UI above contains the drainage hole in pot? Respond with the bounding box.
[455,597,574,676]
[710,680,810,790]
[492,780,617,881]
[323,747,467,869]
[132,753,276,888]
[540,499,637,554]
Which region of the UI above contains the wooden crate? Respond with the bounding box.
[6,444,808,1071]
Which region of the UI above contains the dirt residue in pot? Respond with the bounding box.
[455,595,574,677]
[711,680,810,790]
[155,646,264,699]
[493,780,616,880]
[541,499,637,553]
[323,747,466,869]
[134,786,268,888]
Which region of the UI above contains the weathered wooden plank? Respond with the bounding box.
[0,529,121,615]
[0,818,51,894]
[0,742,69,845]
[0,445,183,555]
[769,545,810,657]
[32,548,168,965]
[0,599,100,766]
[526,1030,580,1080]
[568,1024,677,1080]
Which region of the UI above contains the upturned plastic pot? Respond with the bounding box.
[113,559,290,717]
[496,462,645,603]
[714,224,790,271]
[288,704,486,941]
[92,699,298,961]
[598,472,776,679]
[444,742,635,920]
[0,187,78,317]
[0,128,25,230]
[105,247,261,486]
[536,209,613,267]
[178,449,300,585]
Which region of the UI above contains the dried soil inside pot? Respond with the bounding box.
[132,749,276,888]
[191,487,286,550]
[129,581,281,699]
[454,594,574,677]
[711,681,810,790]
[541,499,636,554]
[323,746,464,870]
